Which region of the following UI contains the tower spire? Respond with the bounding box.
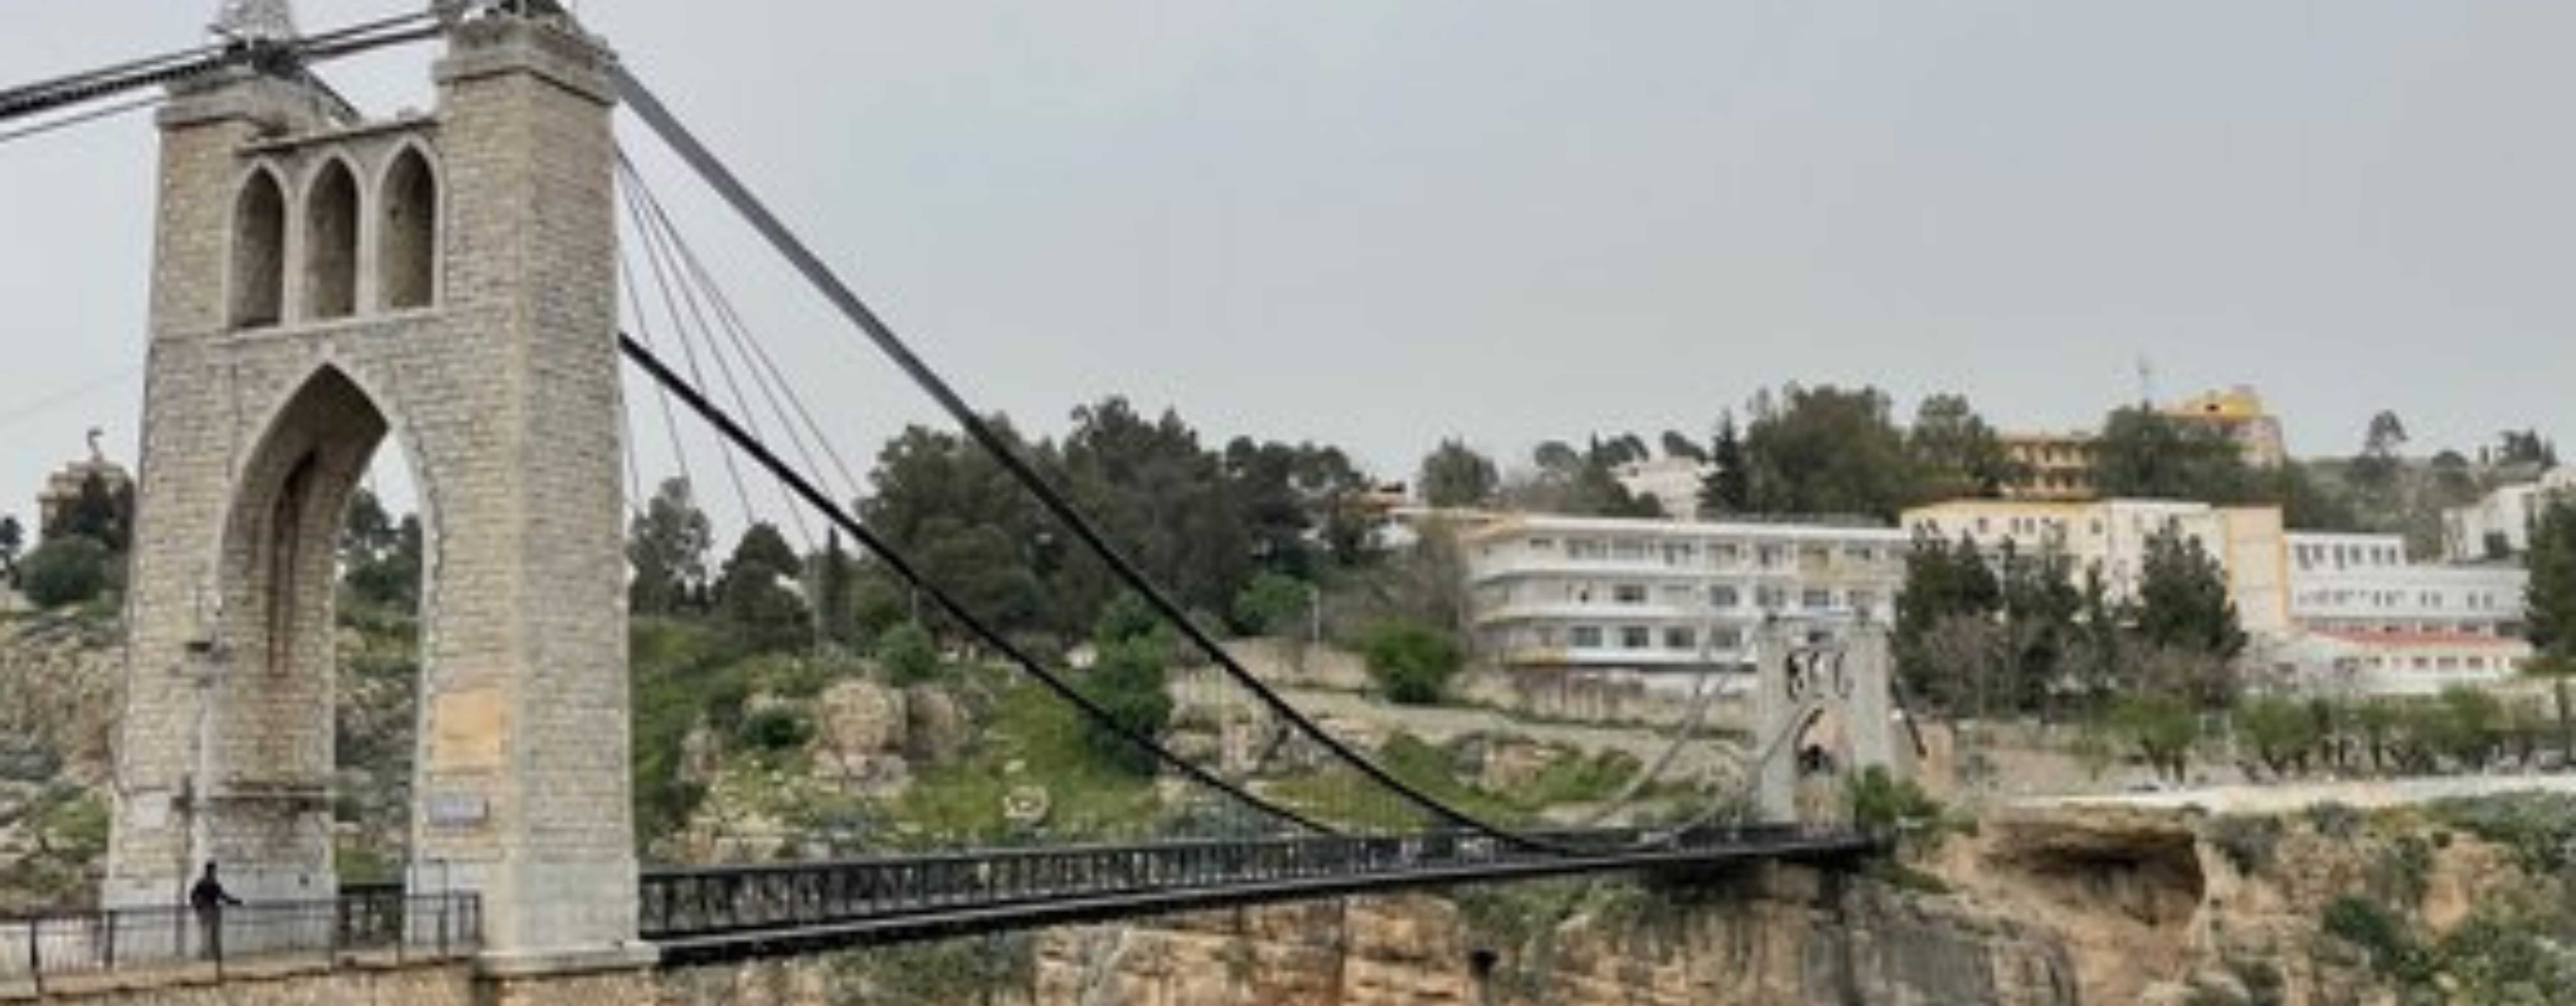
[212,0,298,42]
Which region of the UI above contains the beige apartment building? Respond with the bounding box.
[1901,498,2291,637]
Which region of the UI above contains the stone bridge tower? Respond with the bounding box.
[103,5,644,969]
[1751,622,1910,824]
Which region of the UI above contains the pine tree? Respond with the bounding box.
[1699,412,1752,516]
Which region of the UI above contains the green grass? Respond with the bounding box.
[1265,733,1643,831]
[887,675,1161,845]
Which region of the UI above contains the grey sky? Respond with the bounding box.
[5,1,2574,534]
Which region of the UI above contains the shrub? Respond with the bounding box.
[1231,572,1312,637]
[2209,815,2285,874]
[20,535,114,610]
[1362,619,1465,705]
[1078,639,1173,776]
[876,623,942,686]
[738,707,814,753]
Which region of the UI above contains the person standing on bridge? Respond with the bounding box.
[188,861,243,962]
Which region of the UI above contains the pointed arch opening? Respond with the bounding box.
[213,365,423,895]
[379,148,438,311]
[304,160,361,321]
[229,170,287,329]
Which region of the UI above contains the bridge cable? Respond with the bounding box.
[615,230,705,515]
[622,159,822,552]
[0,94,164,147]
[0,10,440,127]
[613,64,1596,854]
[617,173,764,537]
[619,155,868,506]
[617,331,1335,836]
[620,154,843,544]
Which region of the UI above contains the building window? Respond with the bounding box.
[1663,627,1696,651]
[1612,584,1648,605]
[1802,588,1833,609]
[229,169,287,328]
[1571,626,1603,649]
[1619,626,1652,650]
[1612,539,1648,561]
[1567,539,1605,560]
[1756,586,1786,610]
[1708,586,1739,608]
[1709,628,1744,650]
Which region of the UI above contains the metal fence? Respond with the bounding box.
[640,824,1861,944]
[0,888,479,995]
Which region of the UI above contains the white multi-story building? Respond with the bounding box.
[1610,456,1712,521]
[2442,468,2576,562]
[1461,514,1907,674]
[2286,532,2526,638]
[1900,498,2292,637]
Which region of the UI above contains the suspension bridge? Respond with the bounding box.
[0,1,1893,993]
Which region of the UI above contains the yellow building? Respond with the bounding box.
[1996,386,2289,500]
[1901,498,2291,638]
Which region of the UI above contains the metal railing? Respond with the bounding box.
[640,824,1864,945]
[0,889,479,995]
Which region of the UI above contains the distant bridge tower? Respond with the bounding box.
[1751,622,1909,824]
[103,3,645,970]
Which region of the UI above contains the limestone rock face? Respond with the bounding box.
[812,678,910,796]
[1026,874,2081,1006]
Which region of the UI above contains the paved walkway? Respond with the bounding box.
[2022,773,2576,814]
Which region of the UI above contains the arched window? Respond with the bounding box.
[304,159,360,321]
[229,170,286,329]
[379,148,437,310]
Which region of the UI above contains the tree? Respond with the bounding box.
[0,514,24,583]
[49,472,134,553]
[2527,499,2576,662]
[19,536,114,609]
[1503,438,1659,517]
[2496,429,2559,469]
[1660,430,1709,464]
[2134,528,2246,664]
[1051,398,1251,636]
[1893,533,2003,712]
[874,622,942,686]
[1699,413,1752,516]
[861,422,1053,635]
[2092,409,2256,503]
[343,513,422,611]
[1417,439,1499,509]
[1738,384,1918,519]
[1360,618,1466,705]
[2110,694,2199,783]
[1231,571,1312,637]
[2237,695,2321,778]
[811,531,860,648]
[714,523,810,653]
[628,478,714,616]
[1908,394,2019,501]
[1080,593,1175,776]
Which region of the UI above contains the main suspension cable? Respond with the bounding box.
[613,62,1583,853]
[619,331,1332,836]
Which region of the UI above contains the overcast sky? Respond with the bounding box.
[5,1,2574,534]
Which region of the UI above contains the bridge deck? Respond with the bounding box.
[641,826,1872,965]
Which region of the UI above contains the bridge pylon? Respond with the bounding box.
[1751,621,1911,825]
[102,5,649,972]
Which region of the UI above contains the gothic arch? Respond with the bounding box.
[377,143,440,310]
[194,364,407,893]
[302,155,362,321]
[228,165,288,329]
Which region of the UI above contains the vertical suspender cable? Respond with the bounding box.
[612,64,1574,853]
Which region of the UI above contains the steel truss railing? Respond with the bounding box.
[641,826,1870,963]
